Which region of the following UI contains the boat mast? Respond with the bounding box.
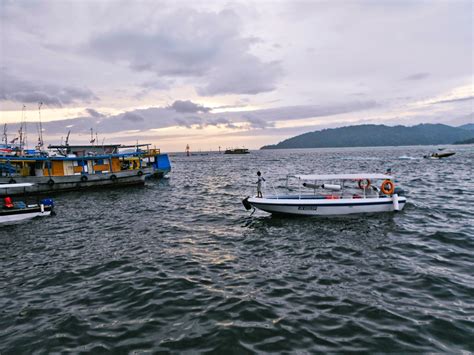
[65,130,71,146]
[18,104,28,155]
[2,124,7,145]
[37,102,44,151]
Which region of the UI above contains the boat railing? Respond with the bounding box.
[269,181,279,199]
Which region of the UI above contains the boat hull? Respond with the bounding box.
[0,168,151,196]
[248,196,407,216]
[0,205,52,224]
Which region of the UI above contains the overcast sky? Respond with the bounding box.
[0,0,472,151]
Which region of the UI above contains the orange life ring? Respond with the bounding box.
[358,179,371,189]
[381,180,395,195]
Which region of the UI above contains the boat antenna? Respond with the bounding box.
[36,102,44,150]
[65,130,71,146]
[89,128,95,144]
[96,132,98,146]
[2,124,7,145]
[18,104,28,154]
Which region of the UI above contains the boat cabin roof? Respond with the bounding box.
[0,183,35,188]
[291,173,393,180]
[0,152,143,162]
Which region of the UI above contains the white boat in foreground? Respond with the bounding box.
[0,183,54,225]
[243,173,406,216]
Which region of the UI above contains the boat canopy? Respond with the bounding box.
[0,152,144,162]
[291,173,393,181]
[0,183,35,188]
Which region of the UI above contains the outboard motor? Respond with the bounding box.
[242,196,252,210]
[393,187,405,196]
[392,194,400,211]
[40,198,56,215]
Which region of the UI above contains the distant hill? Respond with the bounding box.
[261,124,474,149]
[454,137,474,145]
[459,123,474,131]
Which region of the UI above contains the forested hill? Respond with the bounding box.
[261,124,474,149]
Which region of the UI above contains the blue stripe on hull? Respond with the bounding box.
[250,200,406,208]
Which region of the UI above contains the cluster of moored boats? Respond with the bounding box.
[1,128,461,223]
[0,141,171,225]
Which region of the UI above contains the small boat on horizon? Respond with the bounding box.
[224,148,250,154]
[423,150,456,159]
[243,173,406,216]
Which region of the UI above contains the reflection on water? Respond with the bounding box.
[1,146,473,353]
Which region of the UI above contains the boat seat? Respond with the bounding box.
[3,196,14,209]
[13,201,26,209]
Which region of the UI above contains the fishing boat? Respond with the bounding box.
[0,142,172,195]
[0,183,54,224]
[224,148,250,154]
[242,173,407,216]
[138,147,172,178]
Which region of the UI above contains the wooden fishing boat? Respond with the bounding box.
[0,143,171,195]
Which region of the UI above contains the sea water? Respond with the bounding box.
[1,145,473,352]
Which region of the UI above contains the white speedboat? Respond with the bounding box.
[242,173,406,216]
[0,183,54,224]
[423,151,456,159]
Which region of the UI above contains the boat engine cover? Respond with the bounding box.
[394,187,405,195]
[40,198,54,207]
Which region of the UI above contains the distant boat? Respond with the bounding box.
[242,173,406,216]
[224,148,249,154]
[0,183,54,224]
[423,151,456,159]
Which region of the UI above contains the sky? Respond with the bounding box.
[0,0,472,152]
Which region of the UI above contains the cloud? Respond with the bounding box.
[85,108,106,118]
[122,112,145,122]
[134,79,172,98]
[0,71,97,107]
[432,96,473,105]
[86,8,282,96]
[168,100,211,113]
[197,58,282,96]
[404,73,430,81]
[174,116,203,128]
[243,114,274,129]
[28,100,378,136]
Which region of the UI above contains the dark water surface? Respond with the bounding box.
[1,146,473,353]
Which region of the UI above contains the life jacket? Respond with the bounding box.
[4,196,14,208]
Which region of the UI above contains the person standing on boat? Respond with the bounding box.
[256,171,265,198]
